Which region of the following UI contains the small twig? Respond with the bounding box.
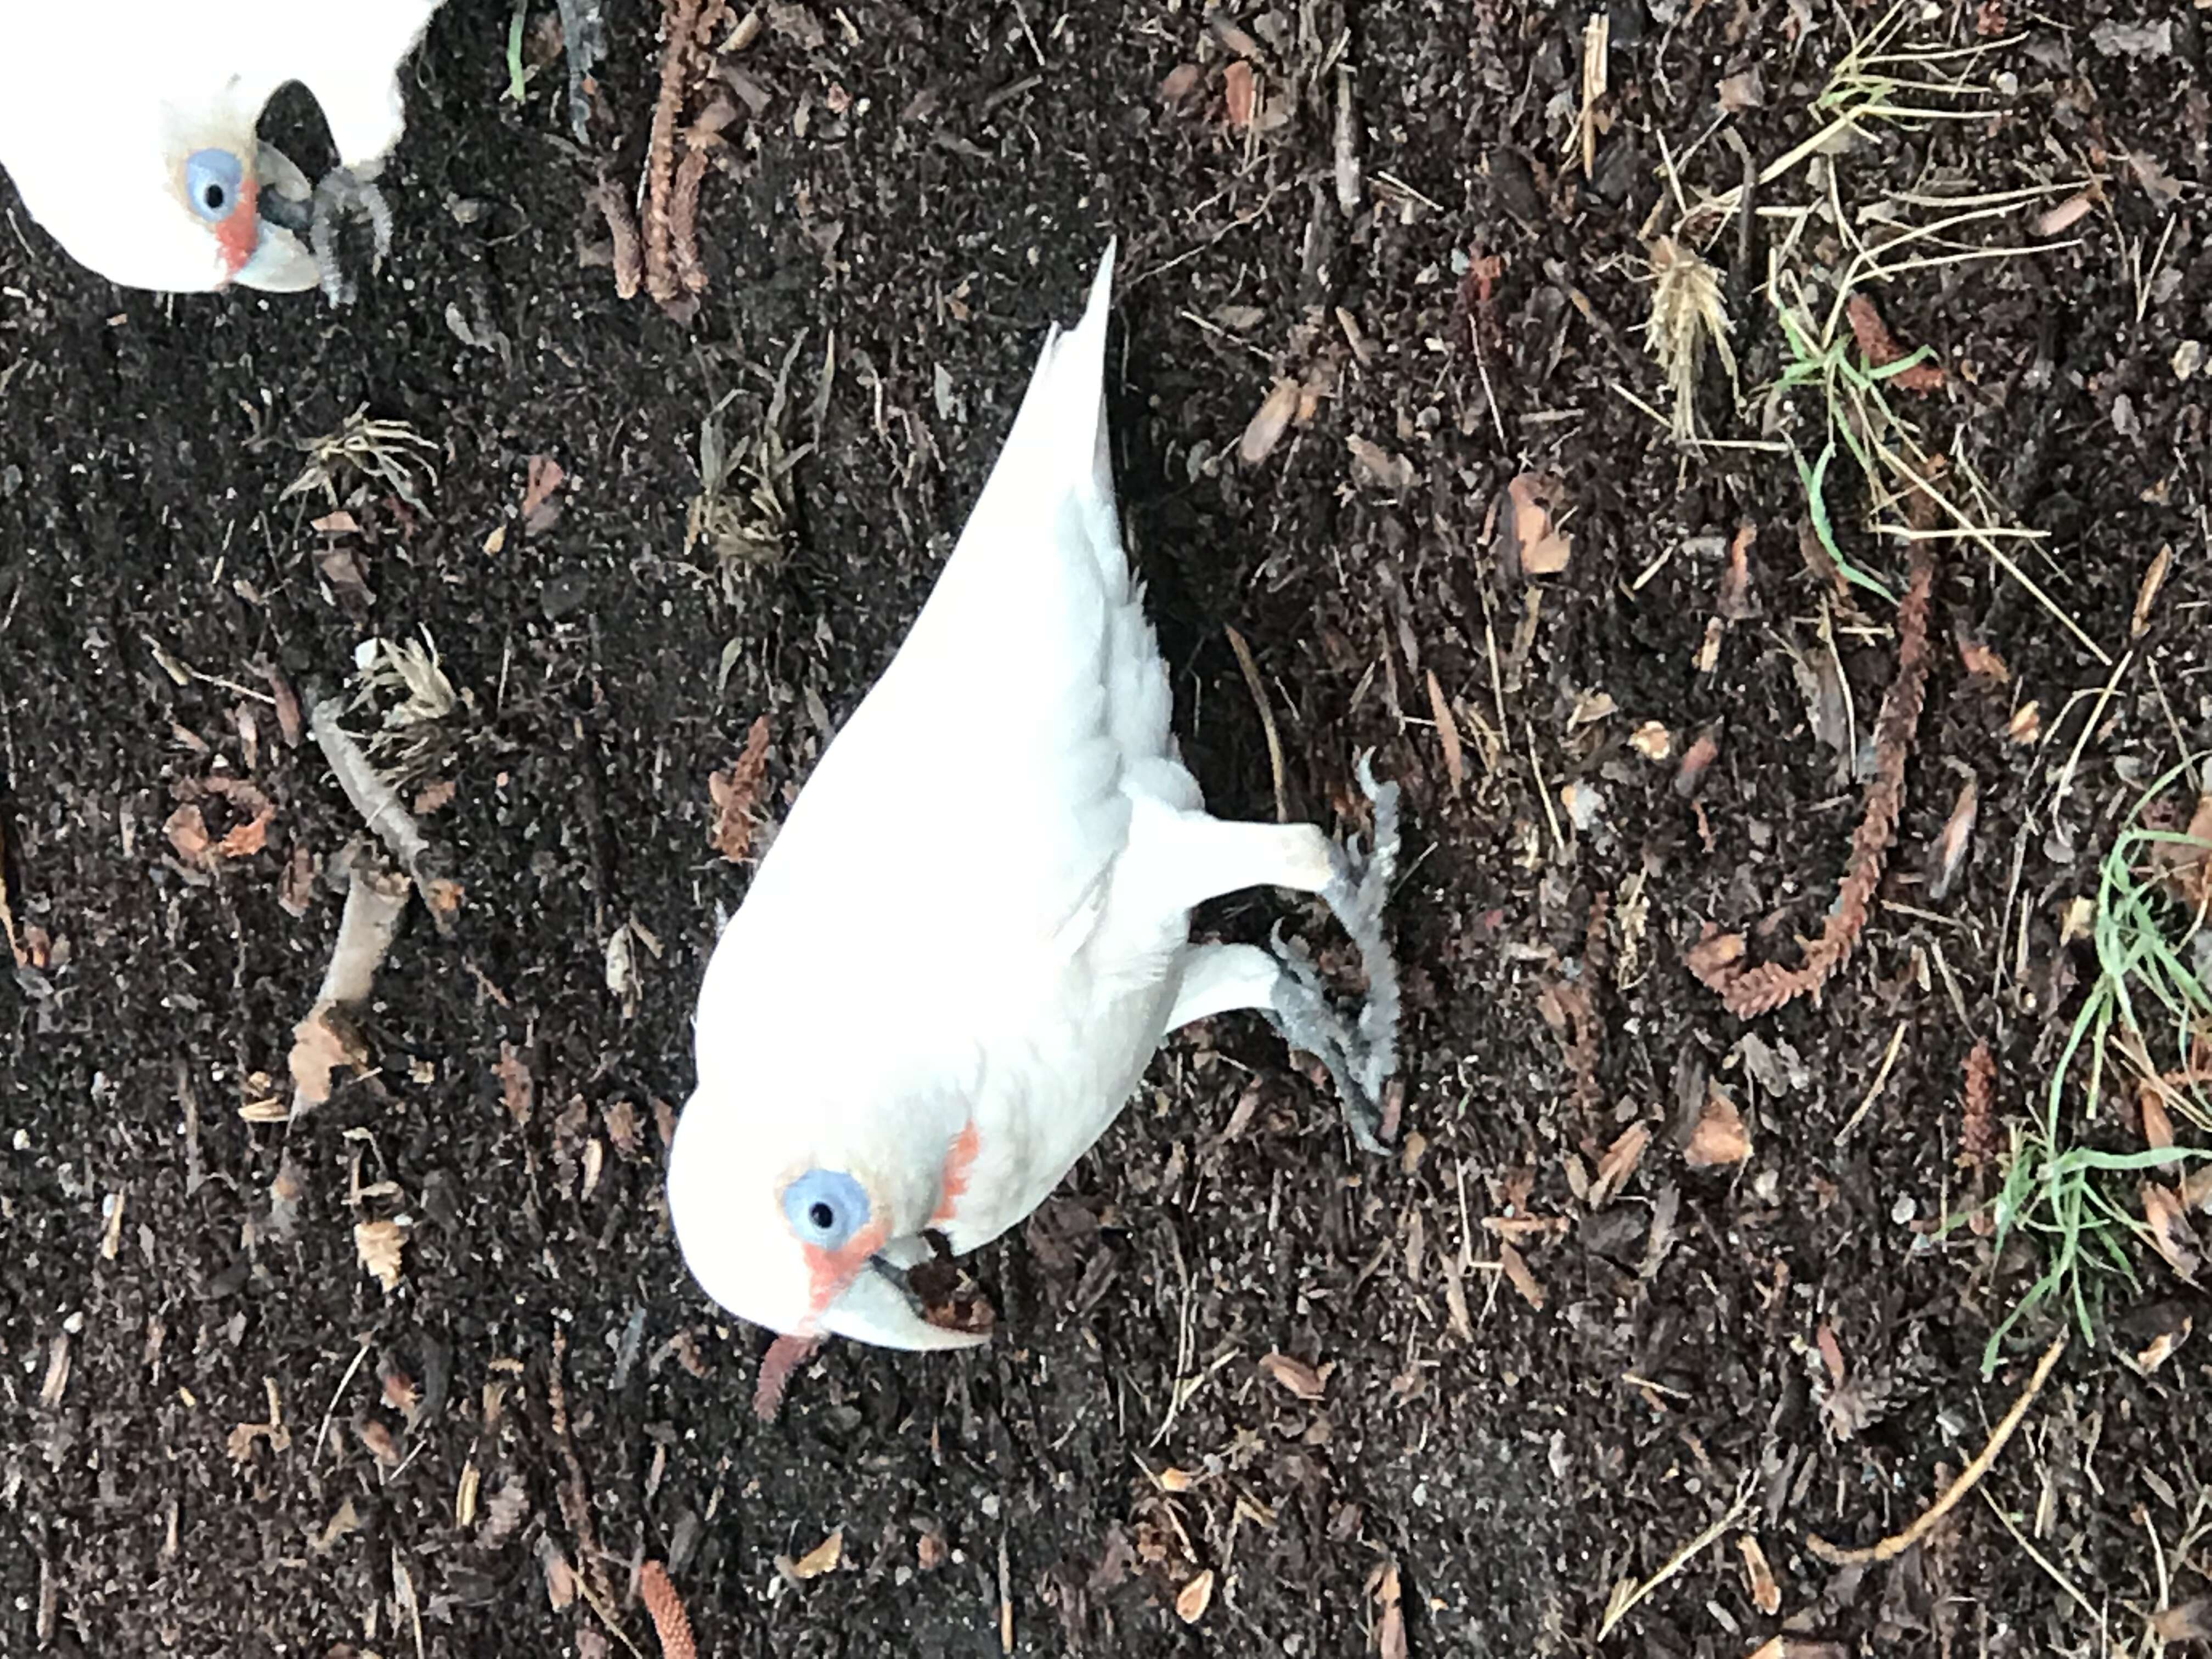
[308,693,460,932]
[1598,1475,1754,1639]
[1224,626,1288,824]
[1807,1332,2067,1565]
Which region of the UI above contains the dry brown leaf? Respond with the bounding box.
[2006,701,2041,744]
[358,1419,402,1468]
[1222,61,1255,127]
[1498,1239,1545,1308]
[1675,731,1719,797]
[520,455,566,534]
[2141,1085,2175,1152]
[1844,294,1945,391]
[496,1041,534,1128]
[1158,63,1203,105]
[2142,1182,2202,1283]
[1629,721,1672,760]
[354,1218,407,1291]
[1175,1569,1215,1624]
[1686,1085,1752,1168]
[1239,379,1301,465]
[707,715,773,864]
[780,1528,844,1582]
[1374,1561,1407,1659]
[2150,792,2212,908]
[1589,1122,1651,1207]
[1927,776,1978,901]
[1259,1352,1329,1402]
[164,804,212,863]
[1956,639,2011,681]
[2133,544,2171,638]
[1347,434,1417,492]
[1739,1533,1781,1615]
[1426,670,1464,795]
[2152,1597,2212,1644]
[541,1538,577,1611]
[1505,472,1573,575]
[2135,1317,2190,1375]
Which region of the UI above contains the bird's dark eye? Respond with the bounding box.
[183,149,246,223]
[782,1169,868,1250]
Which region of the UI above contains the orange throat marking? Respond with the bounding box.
[212,177,262,279]
[929,1121,982,1228]
[801,1218,889,1324]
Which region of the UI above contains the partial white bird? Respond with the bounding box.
[0,0,444,298]
[667,242,1403,1374]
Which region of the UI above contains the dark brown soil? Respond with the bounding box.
[5,2,2210,1655]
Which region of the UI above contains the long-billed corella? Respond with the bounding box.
[0,0,444,298]
[665,242,1402,1410]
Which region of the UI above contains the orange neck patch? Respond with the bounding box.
[929,1121,981,1228]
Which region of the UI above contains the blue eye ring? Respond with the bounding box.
[184,149,246,222]
[781,1169,869,1251]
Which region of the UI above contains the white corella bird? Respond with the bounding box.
[667,242,1402,1383]
[0,0,444,298]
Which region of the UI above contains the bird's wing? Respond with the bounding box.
[729,245,1181,1001]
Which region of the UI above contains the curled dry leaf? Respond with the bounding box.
[1175,1568,1215,1624]
[1259,1351,1329,1402]
[1685,1085,1752,1168]
[778,1527,844,1583]
[1739,1533,1781,1616]
[1927,776,1979,901]
[1675,730,1719,797]
[1957,638,2010,681]
[708,715,774,864]
[1503,472,1573,576]
[2142,1182,2202,1284]
[354,1218,408,1291]
[1589,1122,1651,1208]
[520,455,566,534]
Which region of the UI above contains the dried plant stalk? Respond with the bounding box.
[639,1562,697,1659]
[1691,480,1940,1015]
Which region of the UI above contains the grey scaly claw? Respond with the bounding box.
[307,162,394,307]
[1319,751,1403,1103]
[1263,925,1387,1155]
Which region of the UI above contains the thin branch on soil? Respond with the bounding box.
[1807,1332,2067,1565]
[1597,1474,1754,1639]
[1690,481,1938,1017]
[309,694,462,932]
[638,1563,698,1659]
[548,1327,627,1643]
[289,848,411,1116]
[1224,625,1288,823]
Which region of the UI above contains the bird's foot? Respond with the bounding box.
[1267,753,1404,1154]
[307,163,394,307]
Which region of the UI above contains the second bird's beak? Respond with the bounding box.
[233,142,320,292]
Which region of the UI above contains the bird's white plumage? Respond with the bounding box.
[669,244,1381,1356]
[0,0,441,292]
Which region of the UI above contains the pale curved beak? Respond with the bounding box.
[821,1255,991,1352]
[234,143,320,292]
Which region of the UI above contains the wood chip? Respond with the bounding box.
[1739,1533,1781,1615]
[1504,472,1573,575]
[1174,1568,1214,1624]
[1686,1086,1751,1167]
[1239,379,1300,465]
[2132,544,2171,637]
[1498,1239,1546,1308]
[1259,1352,1329,1402]
[1426,670,1464,795]
[1589,1123,1650,1207]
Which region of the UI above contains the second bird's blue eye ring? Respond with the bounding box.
[184,149,246,222]
[782,1169,869,1251]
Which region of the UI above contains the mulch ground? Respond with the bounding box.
[3,1,2209,1655]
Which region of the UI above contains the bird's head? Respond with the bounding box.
[6,85,321,294]
[666,1076,990,1353]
